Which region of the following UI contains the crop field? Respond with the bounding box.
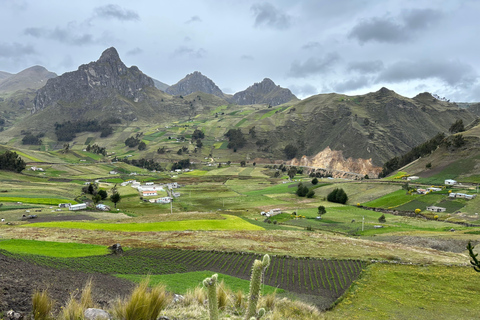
[0,195,77,205]
[2,246,365,309]
[364,189,422,208]
[0,239,107,257]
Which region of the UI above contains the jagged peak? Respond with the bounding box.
[98,47,120,62]
[413,92,435,100]
[377,87,395,95]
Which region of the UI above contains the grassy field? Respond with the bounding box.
[116,271,283,295]
[0,239,107,257]
[26,214,264,232]
[326,264,480,319]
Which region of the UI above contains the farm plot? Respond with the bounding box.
[4,246,366,309]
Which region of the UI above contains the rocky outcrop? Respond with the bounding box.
[32,47,155,114]
[288,147,382,178]
[166,71,224,98]
[231,78,296,106]
[0,66,56,93]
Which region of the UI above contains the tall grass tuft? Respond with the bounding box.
[113,277,172,320]
[59,295,84,320]
[216,279,230,310]
[80,278,94,309]
[32,289,54,320]
[234,290,245,311]
[271,298,323,320]
[260,290,276,311]
[183,286,206,306]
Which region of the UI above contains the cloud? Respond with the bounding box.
[289,84,318,96]
[172,46,206,59]
[302,42,322,50]
[287,52,340,78]
[185,16,202,24]
[331,76,371,92]
[349,8,442,44]
[0,42,36,58]
[94,4,140,21]
[347,60,384,73]
[377,59,477,86]
[24,26,95,46]
[240,54,254,61]
[127,47,143,56]
[251,2,291,30]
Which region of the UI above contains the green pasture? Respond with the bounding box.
[326,264,480,320]
[364,189,421,208]
[0,195,77,205]
[25,214,264,232]
[0,239,107,257]
[116,271,283,296]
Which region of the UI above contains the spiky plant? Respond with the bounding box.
[32,289,54,320]
[245,254,270,320]
[203,274,219,320]
[467,241,480,272]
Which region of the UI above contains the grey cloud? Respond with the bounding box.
[172,46,206,59]
[347,60,384,73]
[287,52,340,78]
[127,47,143,56]
[302,42,321,50]
[289,84,318,96]
[94,4,140,21]
[349,8,442,44]
[332,76,371,92]
[24,26,95,46]
[251,2,291,30]
[377,59,477,86]
[241,55,254,60]
[185,16,202,24]
[0,42,36,57]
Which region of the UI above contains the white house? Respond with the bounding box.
[145,182,154,185]
[156,197,172,204]
[166,182,178,189]
[69,203,87,211]
[96,204,111,211]
[268,208,282,216]
[426,206,446,212]
[142,191,158,197]
[109,171,118,175]
[58,203,71,208]
[427,187,442,192]
[407,176,419,181]
[445,179,457,185]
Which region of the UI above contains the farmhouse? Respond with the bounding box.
[426,206,446,212]
[449,192,477,200]
[69,203,87,211]
[165,182,178,189]
[417,189,427,194]
[96,204,111,211]
[58,203,71,208]
[427,187,442,192]
[268,208,282,216]
[407,176,419,181]
[109,171,118,175]
[156,197,172,204]
[445,179,457,185]
[142,191,157,197]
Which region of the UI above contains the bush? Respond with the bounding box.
[327,188,348,204]
[415,208,421,214]
[296,183,309,197]
[317,206,326,215]
[378,214,386,223]
[311,177,318,185]
[306,190,315,198]
[32,289,54,320]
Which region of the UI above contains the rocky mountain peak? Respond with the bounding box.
[231,78,296,106]
[166,71,225,98]
[33,47,154,114]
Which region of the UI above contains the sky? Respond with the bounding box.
[1,0,480,101]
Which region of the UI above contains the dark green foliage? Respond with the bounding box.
[240,161,246,167]
[306,189,315,198]
[317,206,326,215]
[97,190,108,200]
[171,159,191,170]
[402,182,411,191]
[54,120,113,141]
[192,129,205,140]
[138,141,147,151]
[157,147,166,154]
[287,167,297,180]
[452,134,465,148]
[0,150,26,172]
[296,183,309,197]
[119,158,163,171]
[22,134,42,145]
[327,188,348,204]
[312,177,318,185]
[467,241,480,272]
[249,126,256,138]
[86,144,106,156]
[100,126,113,137]
[110,192,121,208]
[125,136,141,148]
[380,133,445,177]
[196,139,203,148]
[284,144,298,160]
[425,162,432,169]
[225,129,246,151]
[449,119,465,134]
[378,214,386,223]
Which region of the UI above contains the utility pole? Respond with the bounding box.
[170,199,173,214]
[362,216,365,232]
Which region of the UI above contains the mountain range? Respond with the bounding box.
[0,47,478,177]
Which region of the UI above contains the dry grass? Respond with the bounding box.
[216,279,231,310]
[183,286,207,307]
[271,298,323,320]
[59,295,84,320]
[113,277,172,320]
[32,289,54,320]
[80,278,94,309]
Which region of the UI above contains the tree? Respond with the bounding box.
[110,192,121,208]
[449,119,465,134]
[425,162,432,169]
[312,177,318,185]
[327,188,348,204]
[284,144,298,160]
[97,190,108,200]
[378,214,386,223]
[92,194,102,205]
[287,167,297,180]
[196,139,203,148]
[317,206,326,216]
[138,141,147,150]
[0,150,26,172]
[296,183,309,197]
[306,189,315,198]
[192,129,205,140]
[249,126,256,138]
[240,161,246,167]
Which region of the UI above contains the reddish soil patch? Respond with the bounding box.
[0,252,134,315]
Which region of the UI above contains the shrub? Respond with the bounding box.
[306,190,315,198]
[296,183,309,197]
[327,188,348,204]
[32,289,54,320]
[317,206,326,215]
[415,208,421,214]
[311,177,318,185]
[378,214,386,223]
[434,215,439,220]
